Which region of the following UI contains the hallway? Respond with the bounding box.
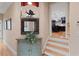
[0,2,69,56]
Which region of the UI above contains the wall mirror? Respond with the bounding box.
[21,18,39,34]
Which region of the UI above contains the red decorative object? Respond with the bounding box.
[32,2,39,7]
[21,2,39,7]
[21,2,28,6]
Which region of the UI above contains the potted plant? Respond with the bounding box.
[25,32,38,44]
[24,31,41,56]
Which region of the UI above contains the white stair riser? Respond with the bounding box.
[46,46,69,55]
[47,42,69,49]
[48,40,68,45]
[49,38,68,43]
[44,52,54,56]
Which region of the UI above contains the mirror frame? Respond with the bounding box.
[21,18,39,35]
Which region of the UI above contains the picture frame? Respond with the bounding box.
[5,18,12,30]
[4,20,7,30]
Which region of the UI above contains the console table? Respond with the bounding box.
[16,39,42,56]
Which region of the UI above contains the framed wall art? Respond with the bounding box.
[6,18,12,30]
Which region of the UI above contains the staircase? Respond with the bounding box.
[43,37,69,56]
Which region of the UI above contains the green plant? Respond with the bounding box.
[24,31,40,55]
[25,31,38,44]
[25,31,38,55]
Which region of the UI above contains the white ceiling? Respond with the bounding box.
[0,2,12,14]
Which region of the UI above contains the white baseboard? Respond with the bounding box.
[3,40,17,56]
[42,37,49,53]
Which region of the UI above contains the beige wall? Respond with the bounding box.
[21,5,39,18]
[3,3,21,55]
[0,14,3,20]
[39,3,49,51]
[3,2,49,55]
[69,2,79,55]
[49,2,68,20]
